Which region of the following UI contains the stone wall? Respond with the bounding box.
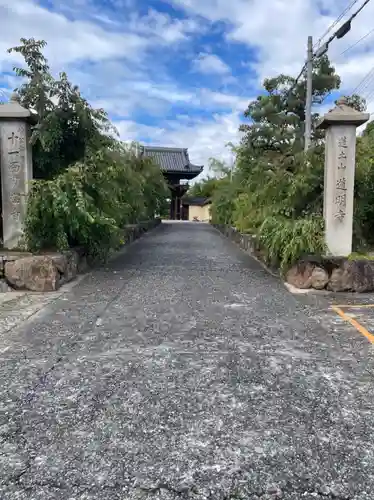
[0,219,161,292]
[213,223,374,293]
[212,224,257,251]
[212,223,279,276]
[286,256,374,293]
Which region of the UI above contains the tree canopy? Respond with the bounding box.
[204,56,371,270]
[8,38,116,179]
[7,38,169,256]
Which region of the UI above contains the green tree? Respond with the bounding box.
[210,56,353,268]
[341,94,367,112]
[7,38,169,256]
[212,51,372,270]
[188,177,221,198]
[240,55,341,156]
[8,38,115,179]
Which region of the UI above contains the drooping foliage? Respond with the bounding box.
[25,146,169,258]
[7,38,169,256]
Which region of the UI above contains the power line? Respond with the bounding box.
[305,0,374,146]
[312,0,374,94]
[315,0,361,49]
[316,0,372,58]
[341,26,374,54]
[344,2,374,100]
[349,0,373,21]
[0,89,8,102]
[287,63,307,97]
[364,89,374,103]
[361,74,374,101]
[284,0,373,120]
[351,66,374,95]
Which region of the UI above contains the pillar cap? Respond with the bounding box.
[0,92,31,119]
[316,97,370,129]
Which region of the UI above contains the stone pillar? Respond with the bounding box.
[0,93,33,249]
[316,98,369,256]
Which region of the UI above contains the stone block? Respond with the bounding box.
[310,266,329,290]
[0,96,33,249]
[286,261,315,289]
[63,250,79,282]
[40,250,79,284]
[327,259,374,293]
[317,98,369,256]
[5,256,60,292]
[327,267,350,292]
[48,252,68,275]
[0,279,14,292]
[77,255,89,274]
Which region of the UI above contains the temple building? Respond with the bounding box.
[141,146,203,220]
[181,197,211,222]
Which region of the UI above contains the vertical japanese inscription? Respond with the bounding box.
[6,127,24,223]
[334,135,348,222]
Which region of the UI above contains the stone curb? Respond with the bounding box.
[212,224,374,294]
[211,223,280,279]
[0,219,161,293]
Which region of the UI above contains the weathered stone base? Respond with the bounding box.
[213,223,374,293]
[286,256,374,293]
[0,219,161,292]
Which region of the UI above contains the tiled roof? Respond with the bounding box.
[182,197,211,206]
[142,146,203,174]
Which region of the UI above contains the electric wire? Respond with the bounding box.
[287,0,373,101]
[315,0,361,49]
[0,89,8,102]
[351,66,374,96]
[340,26,374,54]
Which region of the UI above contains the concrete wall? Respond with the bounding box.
[189,205,211,221]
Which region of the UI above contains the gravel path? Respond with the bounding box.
[1,221,374,500]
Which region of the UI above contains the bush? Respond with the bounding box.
[209,146,326,270]
[210,179,239,226]
[257,215,326,271]
[6,38,169,258]
[206,61,372,268]
[25,147,169,259]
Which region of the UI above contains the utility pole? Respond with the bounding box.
[304,35,313,152]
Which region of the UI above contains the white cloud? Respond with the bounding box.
[128,8,203,44]
[7,0,374,174]
[0,0,203,74]
[166,0,374,99]
[116,112,242,176]
[89,79,252,119]
[192,53,231,75]
[116,120,167,142]
[0,0,148,71]
[199,89,250,111]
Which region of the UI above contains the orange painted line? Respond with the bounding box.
[334,304,374,309]
[331,305,374,344]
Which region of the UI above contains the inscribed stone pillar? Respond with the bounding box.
[316,98,369,256]
[0,93,33,249]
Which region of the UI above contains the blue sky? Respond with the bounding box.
[1,0,374,176]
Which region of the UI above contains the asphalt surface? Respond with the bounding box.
[1,221,374,500]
